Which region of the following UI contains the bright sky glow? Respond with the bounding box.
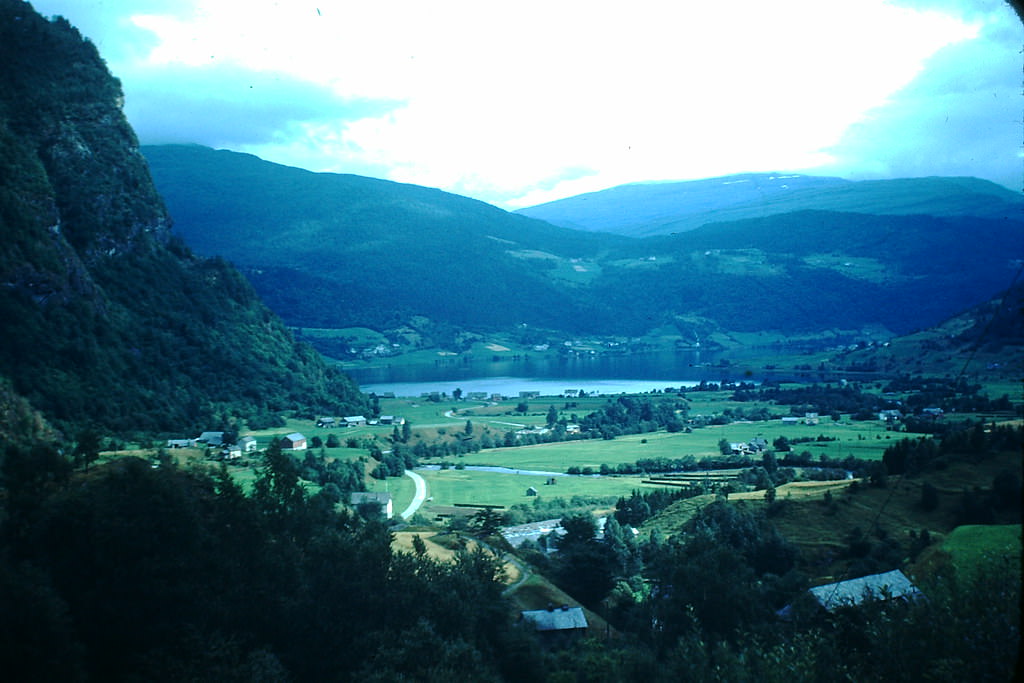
[30,0,1023,208]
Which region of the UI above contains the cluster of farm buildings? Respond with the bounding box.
[165,414,406,460]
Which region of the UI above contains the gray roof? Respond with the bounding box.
[284,432,305,441]
[197,431,224,445]
[808,569,921,611]
[521,607,588,631]
[350,492,392,505]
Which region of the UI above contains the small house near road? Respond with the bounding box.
[239,436,258,453]
[316,417,336,428]
[166,438,195,449]
[281,433,307,451]
[344,415,368,427]
[350,491,393,519]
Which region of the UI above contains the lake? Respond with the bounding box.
[361,376,702,398]
[352,348,751,397]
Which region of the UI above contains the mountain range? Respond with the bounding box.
[516,173,1024,237]
[143,145,1023,347]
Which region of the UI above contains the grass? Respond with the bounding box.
[415,468,673,512]
[366,471,416,516]
[425,418,896,474]
[940,523,1021,581]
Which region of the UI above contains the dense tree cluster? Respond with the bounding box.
[882,422,1024,476]
[526,499,1019,682]
[614,487,695,526]
[0,440,530,681]
[578,395,688,439]
[732,382,894,419]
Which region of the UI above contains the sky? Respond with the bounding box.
[28,0,1024,209]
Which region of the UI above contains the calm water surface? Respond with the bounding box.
[353,349,757,397]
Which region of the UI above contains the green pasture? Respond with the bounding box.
[379,396,602,432]
[684,390,780,417]
[245,418,389,456]
[941,524,1022,581]
[424,418,897,473]
[415,468,674,510]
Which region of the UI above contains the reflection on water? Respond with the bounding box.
[349,349,760,396]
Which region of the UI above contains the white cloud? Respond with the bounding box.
[30,0,1014,208]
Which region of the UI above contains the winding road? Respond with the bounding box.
[400,469,427,520]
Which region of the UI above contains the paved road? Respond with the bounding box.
[400,469,427,520]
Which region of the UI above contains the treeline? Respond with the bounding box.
[514,499,1018,682]
[882,422,1024,477]
[614,487,697,526]
[0,438,537,681]
[732,382,890,419]
[501,494,620,526]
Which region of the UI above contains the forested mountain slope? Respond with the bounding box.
[0,0,366,435]
[143,144,624,331]
[147,144,1023,341]
[591,210,1023,335]
[517,173,1024,237]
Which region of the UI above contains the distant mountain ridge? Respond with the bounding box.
[516,174,1024,237]
[145,146,1023,347]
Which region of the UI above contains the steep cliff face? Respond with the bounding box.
[0,1,366,436]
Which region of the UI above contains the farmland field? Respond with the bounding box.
[414,468,675,512]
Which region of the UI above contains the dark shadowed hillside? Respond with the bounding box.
[0,0,366,435]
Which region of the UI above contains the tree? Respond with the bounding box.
[470,508,502,537]
[412,534,427,556]
[516,401,529,414]
[452,387,463,401]
[546,405,559,427]
[464,420,473,436]
[401,421,412,443]
[718,438,732,456]
[73,429,102,472]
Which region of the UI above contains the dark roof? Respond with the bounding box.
[197,431,224,445]
[521,606,588,631]
[808,569,922,611]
